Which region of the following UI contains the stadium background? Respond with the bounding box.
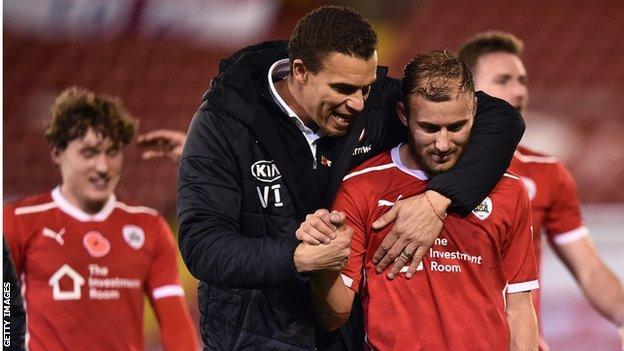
[3,0,623,349]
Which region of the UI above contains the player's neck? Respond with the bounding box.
[59,185,107,215]
[399,143,424,171]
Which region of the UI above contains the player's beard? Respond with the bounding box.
[408,142,467,177]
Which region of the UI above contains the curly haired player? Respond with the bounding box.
[3,87,198,351]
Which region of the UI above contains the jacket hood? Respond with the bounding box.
[203,40,289,125]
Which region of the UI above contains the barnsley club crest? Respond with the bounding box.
[472,197,493,220]
[123,225,145,250]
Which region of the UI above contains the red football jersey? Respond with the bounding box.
[335,147,539,351]
[510,145,585,318]
[3,187,185,351]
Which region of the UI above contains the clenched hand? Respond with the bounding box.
[294,211,353,273]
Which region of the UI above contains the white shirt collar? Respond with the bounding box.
[391,145,429,180]
[267,59,324,155]
[51,186,117,222]
[268,59,299,119]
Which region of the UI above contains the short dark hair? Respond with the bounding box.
[288,6,378,73]
[458,31,524,71]
[45,87,138,150]
[402,50,475,106]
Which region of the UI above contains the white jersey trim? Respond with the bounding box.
[391,145,429,180]
[341,274,354,288]
[552,225,589,246]
[51,186,117,222]
[343,163,395,181]
[152,284,185,300]
[115,202,158,216]
[14,201,58,215]
[514,150,558,164]
[507,280,540,293]
[503,173,520,180]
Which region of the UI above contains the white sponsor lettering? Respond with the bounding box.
[426,236,483,274]
[89,288,120,300]
[256,185,284,208]
[86,264,141,300]
[353,144,372,156]
[430,261,462,272]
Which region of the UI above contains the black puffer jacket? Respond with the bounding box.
[177,41,524,350]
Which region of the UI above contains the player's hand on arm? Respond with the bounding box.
[136,129,187,162]
[506,291,538,351]
[371,190,450,279]
[294,211,353,273]
[295,209,337,245]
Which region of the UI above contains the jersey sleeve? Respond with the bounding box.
[502,183,539,294]
[145,216,185,301]
[332,183,368,293]
[544,163,586,246]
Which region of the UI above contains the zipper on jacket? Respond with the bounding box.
[229,290,253,350]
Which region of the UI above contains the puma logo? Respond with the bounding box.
[377,195,403,207]
[42,227,66,246]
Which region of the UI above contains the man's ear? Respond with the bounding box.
[291,59,309,84]
[397,101,409,127]
[51,147,62,167]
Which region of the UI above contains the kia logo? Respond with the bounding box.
[251,160,282,183]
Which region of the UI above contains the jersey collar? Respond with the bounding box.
[391,145,429,180]
[51,186,117,222]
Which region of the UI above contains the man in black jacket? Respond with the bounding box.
[177,6,524,350]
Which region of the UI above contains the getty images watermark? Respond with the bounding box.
[3,281,12,347]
